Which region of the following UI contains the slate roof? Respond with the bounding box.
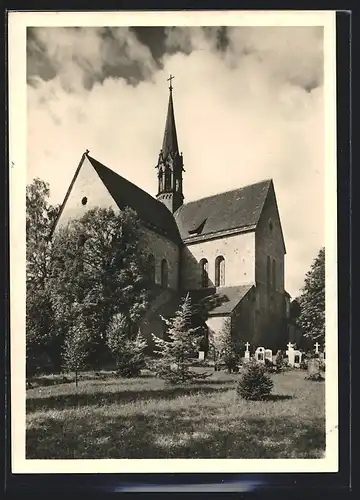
[174,180,272,242]
[189,284,254,316]
[87,155,182,244]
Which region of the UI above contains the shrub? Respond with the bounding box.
[237,359,274,401]
[306,372,325,382]
[274,350,285,373]
[107,313,148,378]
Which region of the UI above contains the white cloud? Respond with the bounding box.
[27,26,325,297]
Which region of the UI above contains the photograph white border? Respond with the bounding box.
[9,10,338,474]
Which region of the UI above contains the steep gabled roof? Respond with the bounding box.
[174,180,272,242]
[87,156,181,243]
[51,153,181,244]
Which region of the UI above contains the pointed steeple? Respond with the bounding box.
[155,75,185,214]
[161,76,179,160]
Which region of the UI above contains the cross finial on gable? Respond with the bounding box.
[85,149,90,155]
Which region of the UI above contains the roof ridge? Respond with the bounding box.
[181,178,272,206]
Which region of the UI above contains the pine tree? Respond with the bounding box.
[107,313,148,378]
[151,293,211,384]
[298,248,325,344]
[216,317,240,373]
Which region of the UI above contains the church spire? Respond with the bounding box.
[156,75,184,214]
[161,75,179,160]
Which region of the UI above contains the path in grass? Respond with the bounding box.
[26,369,325,459]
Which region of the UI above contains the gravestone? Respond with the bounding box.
[255,347,265,364]
[293,351,302,368]
[307,358,321,378]
[286,342,295,366]
[244,342,251,362]
[265,349,273,362]
[198,351,205,361]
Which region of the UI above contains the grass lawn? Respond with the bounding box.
[26,368,325,459]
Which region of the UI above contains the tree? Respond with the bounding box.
[26,178,60,374]
[62,319,91,388]
[107,313,148,378]
[216,318,240,373]
[151,294,210,384]
[297,248,325,344]
[237,359,274,401]
[49,206,152,368]
[26,178,59,288]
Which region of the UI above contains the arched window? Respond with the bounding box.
[215,256,225,287]
[200,258,209,288]
[272,259,276,290]
[164,166,172,190]
[266,256,271,288]
[161,259,168,289]
[148,254,156,285]
[158,168,164,192]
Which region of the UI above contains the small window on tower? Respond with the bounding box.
[269,219,273,231]
[82,196,88,206]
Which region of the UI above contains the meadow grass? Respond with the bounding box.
[26,368,325,459]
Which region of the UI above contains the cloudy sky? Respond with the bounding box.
[27,25,325,298]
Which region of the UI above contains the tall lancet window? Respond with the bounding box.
[161,259,168,289]
[148,254,156,285]
[200,259,209,288]
[164,166,172,190]
[215,256,225,287]
[158,168,164,192]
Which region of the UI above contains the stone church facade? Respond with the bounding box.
[52,80,291,351]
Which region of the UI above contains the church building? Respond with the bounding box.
[52,77,291,351]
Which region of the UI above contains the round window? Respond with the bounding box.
[81,196,88,206]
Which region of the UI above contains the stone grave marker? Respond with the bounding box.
[265,349,273,362]
[293,350,302,368]
[244,342,251,362]
[255,347,265,364]
[307,358,321,378]
[198,351,205,361]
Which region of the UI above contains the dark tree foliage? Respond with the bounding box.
[297,248,325,344]
[48,206,151,368]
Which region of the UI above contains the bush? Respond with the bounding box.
[237,360,274,401]
[274,350,285,373]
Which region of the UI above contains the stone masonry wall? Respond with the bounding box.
[181,231,255,290]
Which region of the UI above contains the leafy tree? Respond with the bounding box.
[297,248,325,344]
[26,178,59,287]
[151,293,210,384]
[237,359,274,401]
[49,207,151,368]
[62,319,91,388]
[107,313,148,378]
[26,178,60,374]
[216,318,240,373]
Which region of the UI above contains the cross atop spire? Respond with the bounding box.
[167,74,175,91]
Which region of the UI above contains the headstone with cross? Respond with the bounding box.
[314,342,320,354]
[244,342,250,362]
